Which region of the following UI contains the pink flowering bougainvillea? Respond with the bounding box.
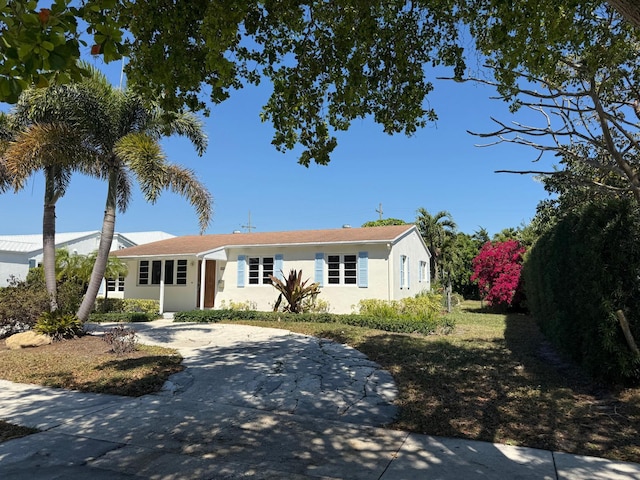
[471,240,526,307]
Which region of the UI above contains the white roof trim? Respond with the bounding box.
[200,248,227,261]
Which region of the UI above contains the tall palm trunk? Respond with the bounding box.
[76,168,118,322]
[43,166,58,311]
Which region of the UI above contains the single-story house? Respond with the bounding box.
[0,231,175,294]
[111,224,431,314]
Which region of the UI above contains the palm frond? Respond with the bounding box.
[157,111,208,156]
[4,123,100,191]
[163,164,213,233]
[114,132,167,203]
[116,169,132,213]
[0,112,13,142]
[117,92,151,137]
[0,158,12,193]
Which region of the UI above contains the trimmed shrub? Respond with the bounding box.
[358,292,443,322]
[88,312,159,323]
[95,298,160,314]
[219,299,258,311]
[174,307,454,335]
[523,199,640,383]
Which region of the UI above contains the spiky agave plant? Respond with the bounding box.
[270,269,321,313]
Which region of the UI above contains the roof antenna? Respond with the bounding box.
[242,211,256,233]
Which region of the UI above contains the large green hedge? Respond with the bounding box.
[94,298,160,314]
[88,312,160,323]
[173,309,455,335]
[523,200,640,383]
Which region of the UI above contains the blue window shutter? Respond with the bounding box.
[237,255,246,288]
[358,251,368,288]
[28,259,36,269]
[275,254,284,280]
[400,256,405,289]
[315,253,324,287]
[407,257,411,289]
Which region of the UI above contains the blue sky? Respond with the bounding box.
[0,60,555,238]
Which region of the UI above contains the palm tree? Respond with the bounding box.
[415,208,457,284]
[75,70,212,322]
[2,85,103,310]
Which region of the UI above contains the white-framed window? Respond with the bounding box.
[327,254,357,285]
[248,257,274,285]
[106,277,125,292]
[419,261,427,283]
[400,255,410,289]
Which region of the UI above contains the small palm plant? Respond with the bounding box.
[270,269,321,313]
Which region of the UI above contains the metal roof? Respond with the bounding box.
[0,231,174,254]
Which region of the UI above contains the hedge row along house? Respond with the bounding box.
[111,224,432,314]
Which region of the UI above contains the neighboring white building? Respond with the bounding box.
[111,225,431,314]
[0,231,175,295]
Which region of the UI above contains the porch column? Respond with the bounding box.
[159,261,165,314]
[199,259,206,310]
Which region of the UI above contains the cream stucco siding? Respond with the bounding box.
[390,229,432,300]
[216,244,394,313]
[122,257,200,312]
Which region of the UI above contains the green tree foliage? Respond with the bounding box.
[415,208,457,284]
[523,199,640,383]
[4,1,638,167]
[532,151,635,238]
[448,232,482,299]
[361,218,407,227]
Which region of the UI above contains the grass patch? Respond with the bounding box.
[0,335,183,396]
[223,301,640,463]
[0,334,184,442]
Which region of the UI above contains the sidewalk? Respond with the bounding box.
[1,321,639,479]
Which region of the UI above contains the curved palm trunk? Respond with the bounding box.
[76,169,118,322]
[43,167,58,311]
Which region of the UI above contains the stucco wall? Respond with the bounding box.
[390,229,431,300]
[216,244,393,314]
[122,257,200,312]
